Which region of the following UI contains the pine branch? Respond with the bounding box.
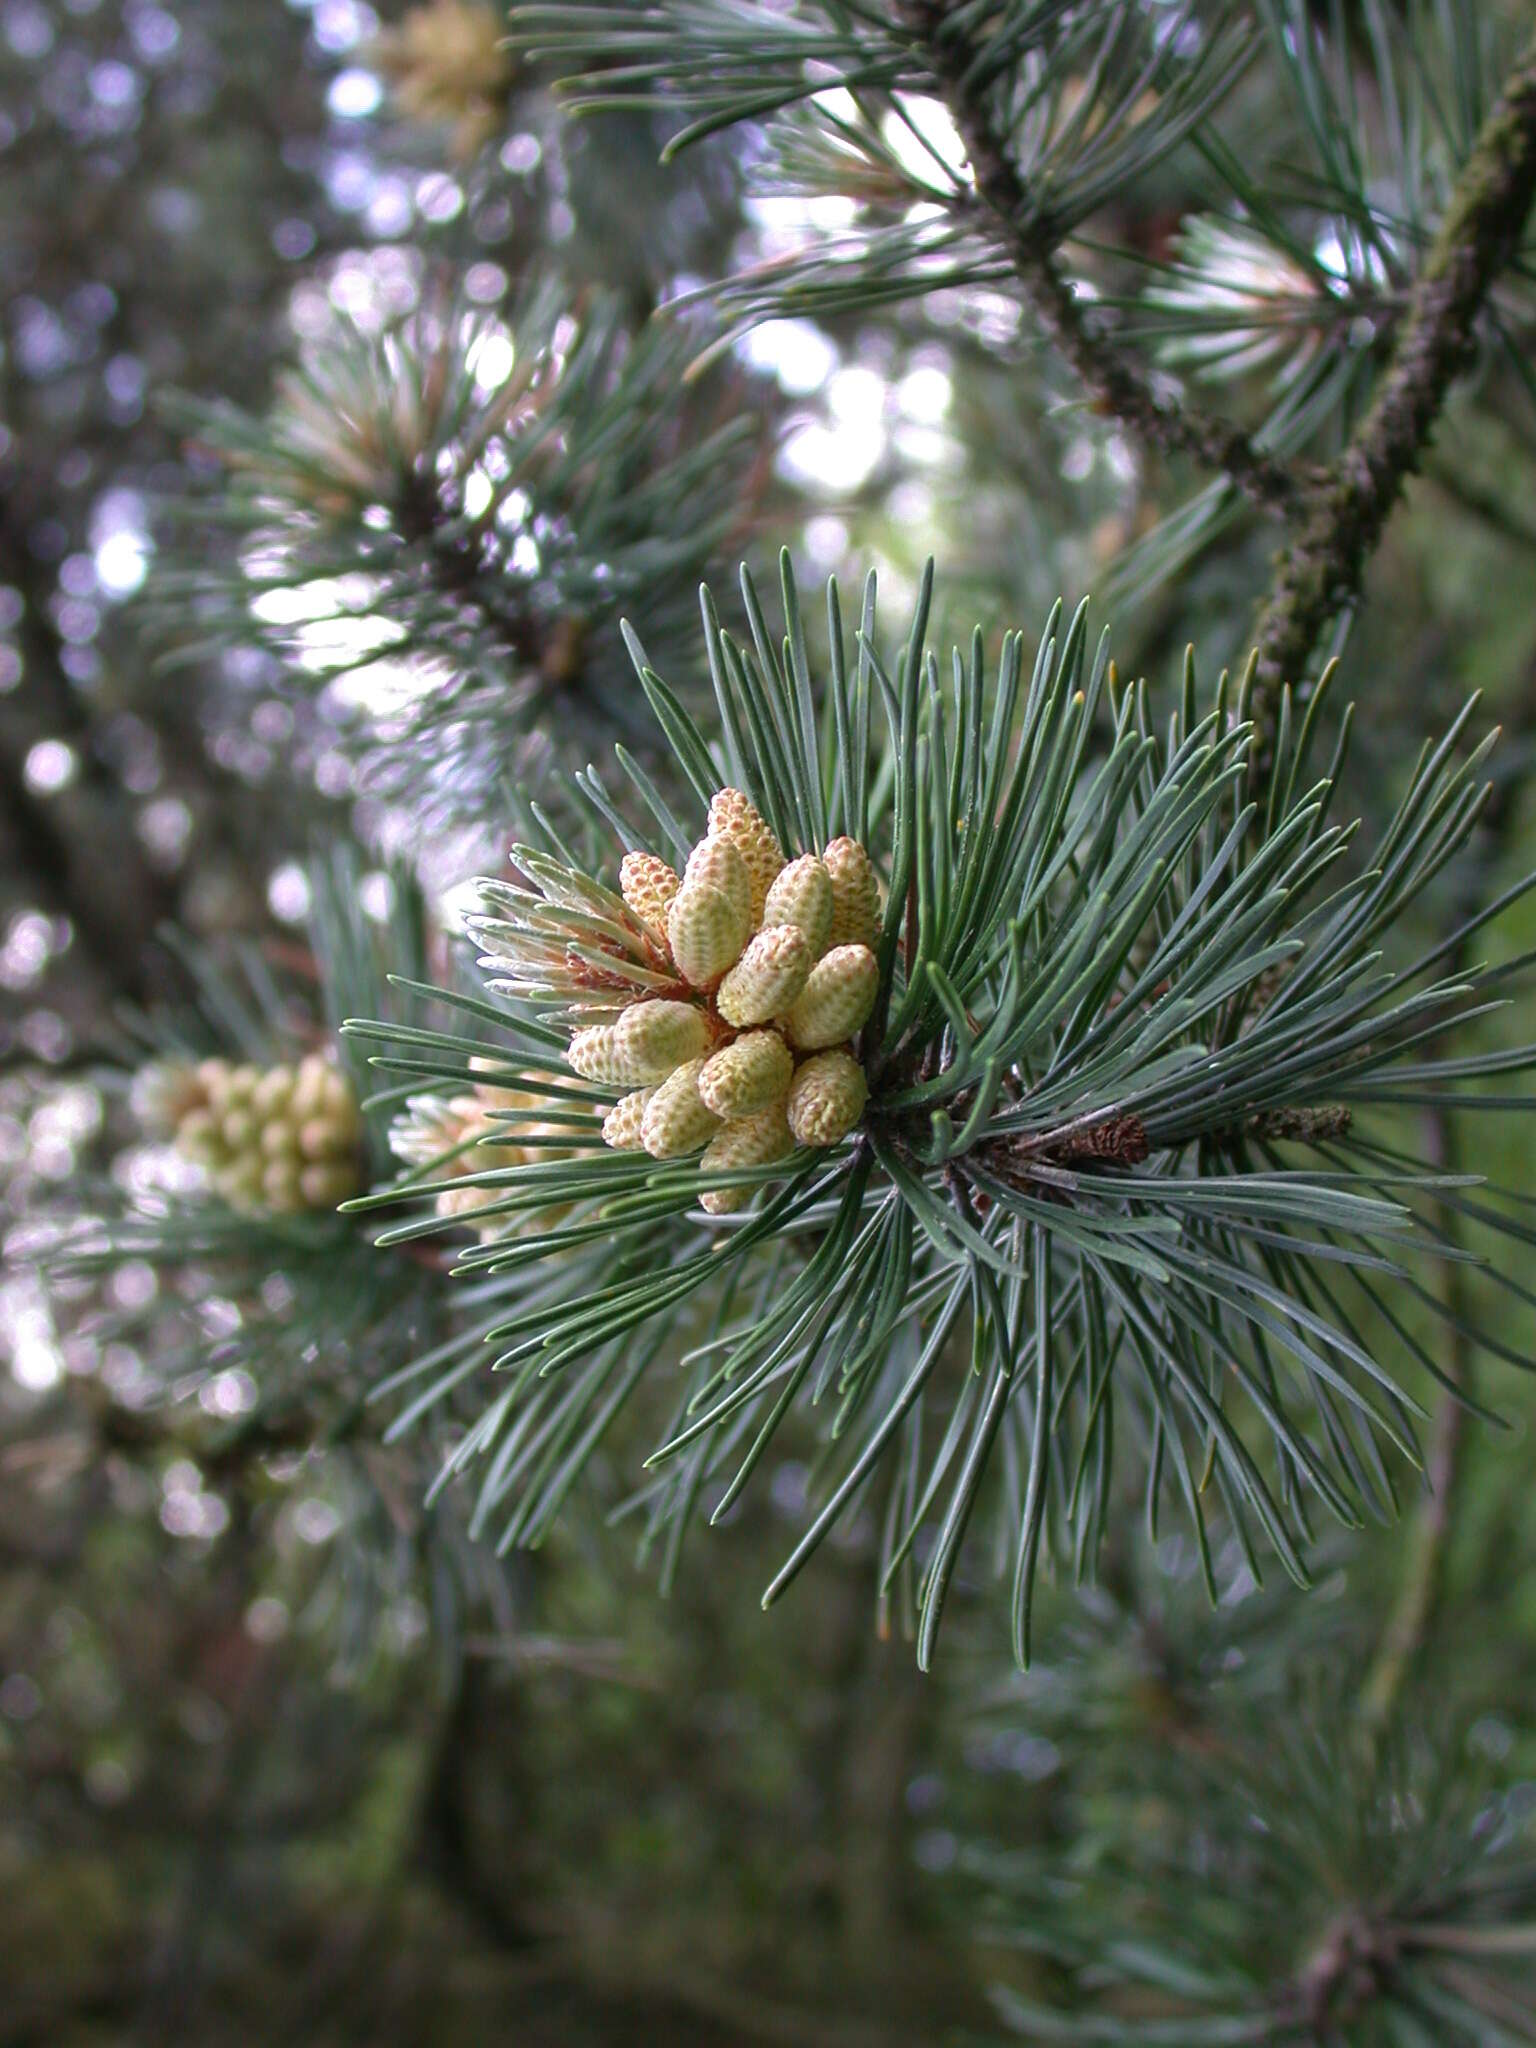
[893,0,1301,515]
[1253,28,1536,721]
[345,559,1536,1658]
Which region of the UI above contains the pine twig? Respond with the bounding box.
[896,0,1300,516]
[1253,29,1536,723]
[1357,1175,1468,1736]
[1359,651,1536,1733]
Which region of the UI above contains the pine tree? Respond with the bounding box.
[13,2,1536,2038]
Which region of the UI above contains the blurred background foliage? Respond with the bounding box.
[3,2,1536,2042]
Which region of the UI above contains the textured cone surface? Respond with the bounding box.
[568,1023,636,1085]
[683,836,752,929]
[641,1057,720,1158]
[786,1050,868,1147]
[615,999,711,1082]
[716,924,812,1028]
[602,1087,654,1151]
[619,851,681,942]
[763,855,834,958]
[785,944,879,1050]
[699,1031,794,1121]
[707,788,783,922]
[823,837,881,949]
[699,1105,794,1215]
[667,881,748,988]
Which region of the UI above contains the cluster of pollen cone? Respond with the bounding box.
[471,789,880,1215]
[390,1066,572,1234]
[131,1052,364,1215]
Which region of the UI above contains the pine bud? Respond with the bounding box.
[786,1050,868,1148]
[716,924,813,1028]
[251,1065,296,1119]
[641,1057,721,1159]
[823,837,881,949]
[784,943,879,1050]
[707,787,784,922]
[290,1053,334,1121]
[262,1121,299,1159]
[371,0,514,163]
[220,1110,257,1154]
[683,835,752,929]
[763,855,834,958]
[667,881,748,988]
[567,1024,631,1085]
[619,850,681,940]
[602,1087,654,1151]
[225,1064,261,1106]
[615,998,711,1081]
[262,1159,305,1213]
[699,1030,794,1121]
[298,1115,354,1162]
[699,1106,794,1215]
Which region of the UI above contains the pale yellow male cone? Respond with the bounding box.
[667,880,748,988]
[699,1105,794,1215]
[784,943,879,1050]
[699,1030,794,1121]
[251,1065,296,1119]
[571,1000,709,1084]
[616,999,711,1080]
[786,1050,868,1147]
[683,835,752,929]
[619,851,680,940]
[641,1057,721,1158]
[763,855,834,958]
[602,1087,655,1151]
[568,1023,632,1085]
[823,837,881,949]
[716,923,812,1028]
[707,787,783,922]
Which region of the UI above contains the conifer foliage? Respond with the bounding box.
[22,2,1536,2032]
[348,558,1536,1664]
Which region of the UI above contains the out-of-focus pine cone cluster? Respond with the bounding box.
[131,1052,364,1214]
[370,0,514,161]
[371,0,514,162]
[471,789,880,1215]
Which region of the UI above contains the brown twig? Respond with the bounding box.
[895,1,1301,515]
[1252,29,1536,728]
[1358,651,1536,1732]
[897,5,1536,780]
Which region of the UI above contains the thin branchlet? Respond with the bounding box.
[894,0,1301,515]
[1252,29,1536,723]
